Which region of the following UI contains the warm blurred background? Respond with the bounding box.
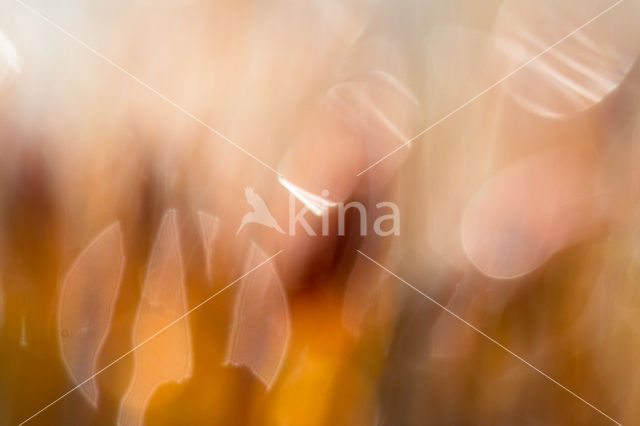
[1,0,640,425]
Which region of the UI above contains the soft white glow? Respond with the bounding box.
[279,177,338,216]
[0,30,22,81]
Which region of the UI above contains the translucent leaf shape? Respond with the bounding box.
[461,148,602,279]
[58,223,125,406]
[197,211,220,281]
[494,0,640,117]
[118,210,192,426]
[277,39,420,203]
[225,243,290,389]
